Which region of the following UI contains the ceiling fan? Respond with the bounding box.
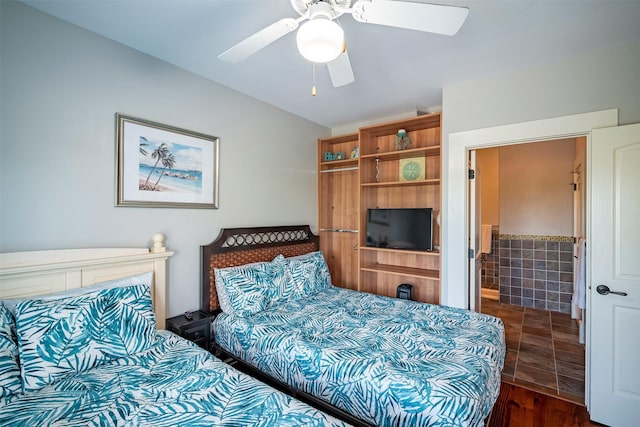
[218,0,469,88]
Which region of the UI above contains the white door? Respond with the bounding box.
[589,123,640,426]
[468,151,482,311]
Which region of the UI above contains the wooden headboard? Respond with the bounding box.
[200,225,319,313]
[0,238,174,330]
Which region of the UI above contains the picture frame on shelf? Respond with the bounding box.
[399,157,425,182]
[116,113,219,208]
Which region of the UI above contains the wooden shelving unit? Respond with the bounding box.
[358,113,441,304]
[318,113,442,303]
[317,133,359,291]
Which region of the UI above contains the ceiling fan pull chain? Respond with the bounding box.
[312,63,317,96]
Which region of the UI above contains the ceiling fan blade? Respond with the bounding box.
[218,18,299,63]
[351,0,469,36]
[327,50,355,87]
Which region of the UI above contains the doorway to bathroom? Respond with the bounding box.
[473,137,586,405]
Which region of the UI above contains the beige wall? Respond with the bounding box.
[573,137,587,238]
[499,139,576,236]
[477,148,500,226]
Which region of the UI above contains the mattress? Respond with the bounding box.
[215,286,505,427]
[0,330,349,427]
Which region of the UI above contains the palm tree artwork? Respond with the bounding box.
[138,139,201,194]
[140,143,170,191]
[154,153,176,187]
[144,143,169,185]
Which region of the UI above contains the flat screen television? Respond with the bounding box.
[366,208,433,252]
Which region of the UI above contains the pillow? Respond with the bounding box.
[0,303,22,398]
[268,254,296,305]
[2,271,154,317]
[214,253,332,317]
[278,251,332,299]
[14,283,156,392]
[214,261,275,317]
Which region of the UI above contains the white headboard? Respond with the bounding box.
[0,240,174,330]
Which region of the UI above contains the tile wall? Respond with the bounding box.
[498,235,574,313]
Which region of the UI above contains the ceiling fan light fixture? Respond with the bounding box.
[296,17,344,63]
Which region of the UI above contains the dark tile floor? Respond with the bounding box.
[481,297,585,405]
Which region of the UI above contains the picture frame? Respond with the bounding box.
[116,113,219,208]
[399,157,425,182]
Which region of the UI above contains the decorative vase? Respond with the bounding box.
[395,129,410,150]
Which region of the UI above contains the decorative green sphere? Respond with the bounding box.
[402,161,421,181]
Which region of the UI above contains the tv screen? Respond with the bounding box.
[366,208,433,252]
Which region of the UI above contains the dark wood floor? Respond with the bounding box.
[480,297,603,426]
[487,382,604,427]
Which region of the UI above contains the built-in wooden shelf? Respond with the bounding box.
[318,132,360,291]
[360,263,440,280]
[360,178,440,188]
[320,158,358,168]
[360,145,440,160]
[318,113,442,304]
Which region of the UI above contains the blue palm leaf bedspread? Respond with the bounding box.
[215,287,506,427]
[0,331,349,427]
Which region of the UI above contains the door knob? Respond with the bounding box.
[596,285,628,296]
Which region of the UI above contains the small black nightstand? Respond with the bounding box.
[166,310,216,352]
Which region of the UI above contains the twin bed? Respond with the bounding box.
[202,225,506,427]
[0,225,505,426]
[0,241,347,426]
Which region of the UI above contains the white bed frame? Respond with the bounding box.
[0,236,174,329]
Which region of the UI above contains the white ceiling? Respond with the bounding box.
[21,0,640,129]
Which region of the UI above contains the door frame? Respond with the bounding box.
[442,108,618,409]
[468,150,482,312]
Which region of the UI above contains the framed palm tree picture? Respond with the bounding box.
[116,113,219,208]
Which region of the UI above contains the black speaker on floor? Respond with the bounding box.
[396,284,413,300]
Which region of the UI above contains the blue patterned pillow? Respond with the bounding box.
[14,283,156,392]
[266,255,296,306]
[279,251,332,299]
[0,303,22,398]
[2,272,153,317]
[214,261,275,317]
